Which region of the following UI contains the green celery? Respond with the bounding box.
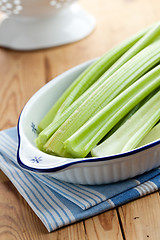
[53,23,160,122]
[43,41,160,157]
[63,66,160,158]
[91,89,160,157]
[36,23,160,146]
[99,89,158,142]
[37,24,152,132]
[137,121,160,147]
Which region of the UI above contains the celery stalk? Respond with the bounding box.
[37,24,152,132]
[43,41,160,156]
[137,122,160,147]
[52,23,160,122]
[94,22,160,96]
[91,89,160,157]
[64,67,160,158]
[99,89,158,142]
[36,23,160,145]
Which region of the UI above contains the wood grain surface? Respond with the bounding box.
[0,0,160,239]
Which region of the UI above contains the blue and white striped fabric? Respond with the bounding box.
[0,127,160,232]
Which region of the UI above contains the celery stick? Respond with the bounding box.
[37,24,152,132]
[64,66,160,158]
[37,22,160,143]
[137,122,160,147]
[95,22,160,95]
[53,23,160,122]
[43,41,160,156]
[36,83,155,149]
[91,89,160,157]
[36,36,160,145]
[99,89,158,142]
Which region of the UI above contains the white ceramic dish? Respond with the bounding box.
[17,59,160,185]
[0,0,95,50]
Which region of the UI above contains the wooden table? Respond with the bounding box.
[0,0,160,239]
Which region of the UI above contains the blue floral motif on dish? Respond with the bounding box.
[31,156,42,163]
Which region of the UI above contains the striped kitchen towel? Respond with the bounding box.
[0,127,160,232]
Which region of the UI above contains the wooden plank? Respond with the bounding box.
[0,171,8,183]
[118,193,160,240]
[84,211,123,240]
[0,172,46,239]
[0,49,45,129]
[0,169,87,240]
[55,222,87,240]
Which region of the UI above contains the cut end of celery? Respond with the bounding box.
[35,137,46,152]
[64,140,85,158]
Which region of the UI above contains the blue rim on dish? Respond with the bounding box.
[17,114,160,174]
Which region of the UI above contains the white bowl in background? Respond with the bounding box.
[17,59,160,185]
[0,0,96,50]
